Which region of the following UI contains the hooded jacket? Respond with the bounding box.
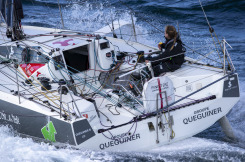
[147,34,185,67]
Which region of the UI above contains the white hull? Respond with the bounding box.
[0,25,240,151]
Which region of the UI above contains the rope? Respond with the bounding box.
[98,72,232,133]
[0,63,61,112]
[16,69,67,114]
[198,0,231,69]
[190,50,214,64]
[0,0,231,121]
[183,44,222,65]
[199,0,212,30]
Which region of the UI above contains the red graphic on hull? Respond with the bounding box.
[82,114,88,118]
[36,71,41,77]
[20,63,45,77]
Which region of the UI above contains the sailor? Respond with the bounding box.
[145,25,185,76]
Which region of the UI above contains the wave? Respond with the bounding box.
[114,0,245,12]
[22,0,245,12]
[21,0,245,25]
[22,0,69,7]
[1,125,244,161]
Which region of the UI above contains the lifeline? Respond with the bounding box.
[183,107,222,124]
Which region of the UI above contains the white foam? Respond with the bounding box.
[151,137,244,152]
[62,1,132,33]
[0,126,93,162]
[147,137,245,161]
[1,125,244,161]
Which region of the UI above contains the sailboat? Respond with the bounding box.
[0,0,240,151]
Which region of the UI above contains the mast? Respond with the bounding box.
[0,0,25,41]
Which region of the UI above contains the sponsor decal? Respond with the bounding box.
[0,111,20,125]
[53,39,73,46]
[75,128,92,138]
[228,80,232,88]
[36,71,41,77]
[82,114,88,119]
[151,82,169,92]
[20,63,45,77]
[81,114,97,121]
[223,74,239,97]
[41,121,57,142]
[99,133,140,150]
[183,107,222,124]
[73,119,95,145]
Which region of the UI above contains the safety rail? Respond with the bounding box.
[114,65,147,81]
[112,83,143,109]
[59,85,81,119]
[155,91,174,143]
[116,80,142,97]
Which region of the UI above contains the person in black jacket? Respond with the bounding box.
[145,25,185,76]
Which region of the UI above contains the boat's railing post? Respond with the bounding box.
[57,0,65,29]
[223,39,235,72]
[156,93,162,143]
[14,63,20,104]
[65,85,81,118]
[59,85,76,119]
[156,91,173,142]
[115,65,147,80]
[59,89,62,118]
[163,91,174,139]
[155,93,159,144]
[67,102,71,120]
[226,50,235,72]
[111,17,117,38]
[146,61,154,78]
[118,18,123,39]
[130,12,137,42]
[155,92,166,144]
[223,39,226,74]
[112,83,143,109]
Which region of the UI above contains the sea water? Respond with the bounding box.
[0,0,245,161]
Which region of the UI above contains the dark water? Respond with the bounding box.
[1,0,245,161]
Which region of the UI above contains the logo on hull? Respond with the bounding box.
[53,39,73,46]
[41,121,57,142]
[183,107,222,124]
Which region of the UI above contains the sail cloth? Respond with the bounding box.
[0,0,24,27]
[142,76,175,113]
